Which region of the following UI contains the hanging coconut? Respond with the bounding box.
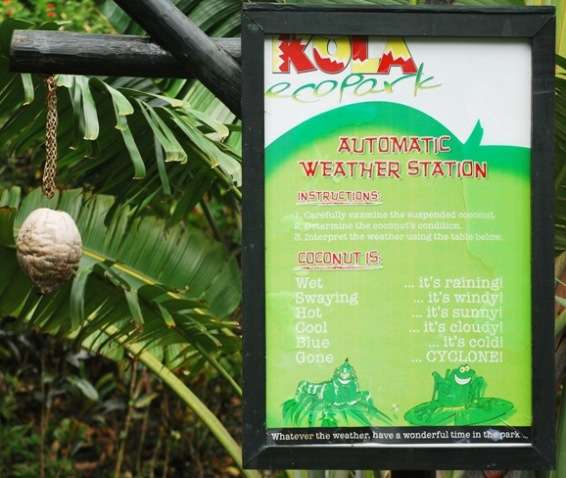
[16,208,82,295]
[14,77,82,295]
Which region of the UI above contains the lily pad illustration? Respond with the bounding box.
[404,365,515,426]
[282,359,391,427]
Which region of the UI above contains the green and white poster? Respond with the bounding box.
[263,35,532,445]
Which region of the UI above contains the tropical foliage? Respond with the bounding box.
[0,0,565,477]
[0,1,251,475]
[0,0,110,32]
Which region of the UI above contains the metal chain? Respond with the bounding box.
[43,75,58,198]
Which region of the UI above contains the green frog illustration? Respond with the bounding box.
[432,364,486,407]
[404,365,515,426]
[282,359,391,427]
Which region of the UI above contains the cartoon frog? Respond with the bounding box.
[282,359,391,427]
[432,364,486,408]
[404,365,514,426]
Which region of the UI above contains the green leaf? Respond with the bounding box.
[169,168,214,224]
[100,82,146,179]
[133,392,159,409]
[557,295,566,308]
[0,207,16,247]
[124,287,144,328]
[166,109,241,186]
[66,376,100,401]
[70,264,94,330]
[154,134,172,196]
[158,303,176,329]
[20,74,34,105]
[0,186,21,209]
[138,99,187,163]
[63,76,100,140]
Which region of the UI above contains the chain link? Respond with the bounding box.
[43,75,58,199]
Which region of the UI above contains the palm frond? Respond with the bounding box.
[0,188,241,379]
[0,19,241,216]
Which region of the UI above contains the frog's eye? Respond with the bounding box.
[459,366,466,373]
[465,365,471,372]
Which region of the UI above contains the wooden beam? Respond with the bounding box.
[113,0,241,116]
[10,30,240,79]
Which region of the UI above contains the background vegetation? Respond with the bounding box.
[0,0,563,478]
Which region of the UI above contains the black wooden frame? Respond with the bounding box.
[242,4,555,470]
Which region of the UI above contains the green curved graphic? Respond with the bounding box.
[266,101,529,178]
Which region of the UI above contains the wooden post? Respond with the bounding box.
[112,0,241,116]
[10,30,240,79]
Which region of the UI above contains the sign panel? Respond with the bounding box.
[266,34,531,441]
[243,5,555,470]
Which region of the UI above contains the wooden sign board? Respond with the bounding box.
[242,5,555,470]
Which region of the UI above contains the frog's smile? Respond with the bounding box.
[455,376,471,385]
